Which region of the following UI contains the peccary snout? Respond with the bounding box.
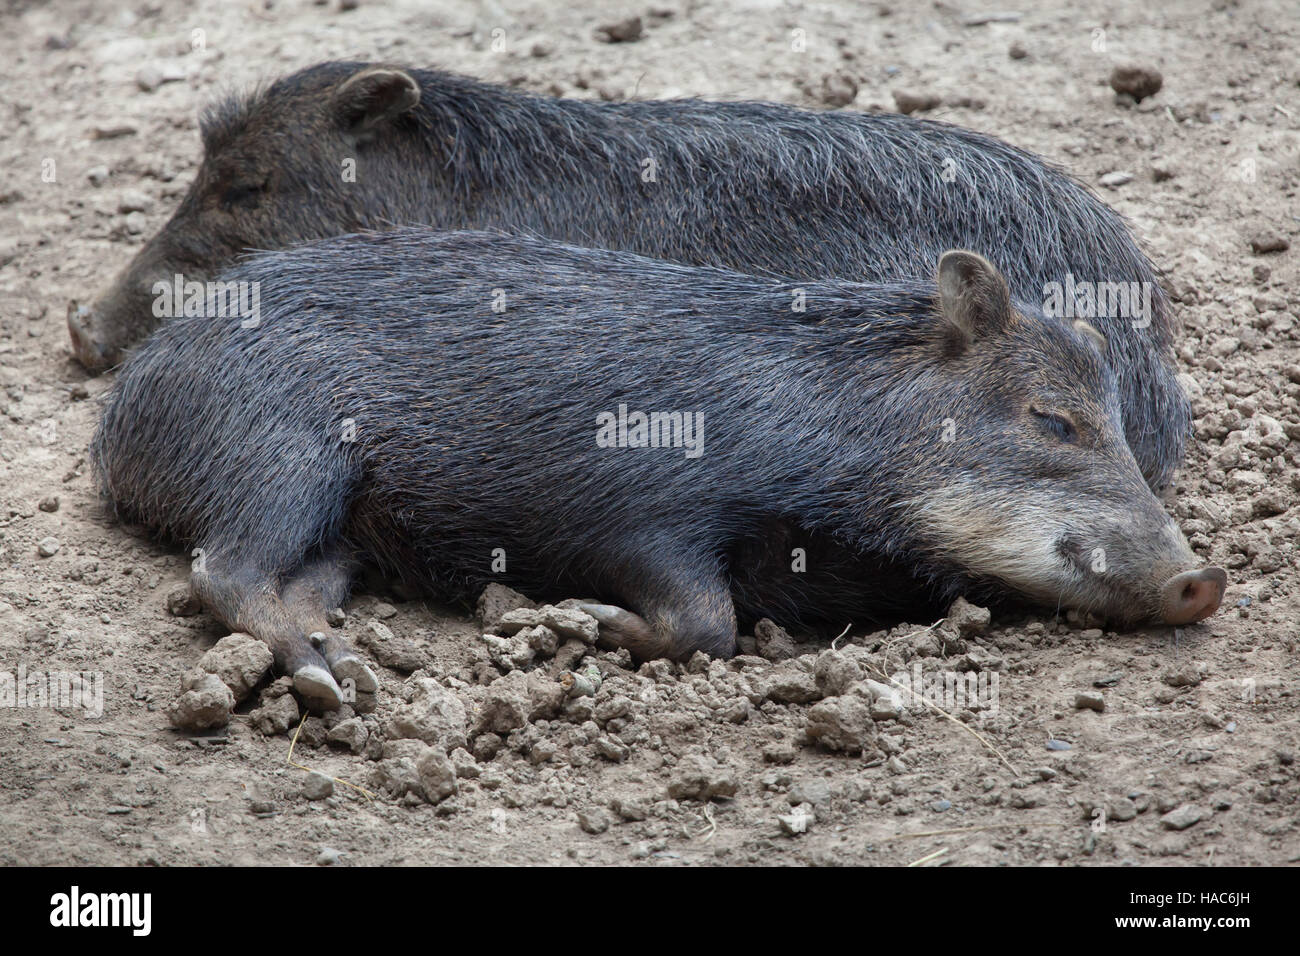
[1159,567,1228,625]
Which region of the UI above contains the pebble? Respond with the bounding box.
[1099,171,1134,188]
[596,16,642,43]
[387,677,468,750]
[788,778,832,806]
[577,808,610,834]
[820,72,858,108]
[1109,64,1163,102]
[168,669,235,730]
[893,90,942,114]
[37,537,60,557]
[166,586,202,617]
[497,605,598,644]
[805,695,877,754]
[1249,233,1289,255]
[316,847,343,866]
[38,496,59,512]
[1160,804,1205,830]
[1162,662,1204,687]
[1046,738,1072,751]
[754,618,799,661]
[416,747,458,803]
[1074,691,1105,712]
[198,633,273,701]
[666,754,737,801]
[326,717,368,753]
[302,771,334,800]
[947,597,990,636]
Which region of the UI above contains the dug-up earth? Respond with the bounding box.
[1,0,1298,866]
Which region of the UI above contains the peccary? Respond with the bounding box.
[70,61,1188,489]
[92,230,1225,710]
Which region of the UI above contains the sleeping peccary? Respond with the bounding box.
[92,231,1225,710]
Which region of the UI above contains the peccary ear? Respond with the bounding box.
[333,68,421,133]
[1072,319,1108,355]
[936,250,1012,351]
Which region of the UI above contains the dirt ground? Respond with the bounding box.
[1,0,1297,868]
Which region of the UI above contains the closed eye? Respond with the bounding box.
[1032,408,1077,443]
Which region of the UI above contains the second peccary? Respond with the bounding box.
[92,231,1225,711]
[71,61,1188,489]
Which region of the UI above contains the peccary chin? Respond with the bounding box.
[93,231,1187,669]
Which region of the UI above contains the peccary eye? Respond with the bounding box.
[1032,408,1077,443]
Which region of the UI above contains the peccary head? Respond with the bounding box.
[881,251,1224,626]
[68,65,424,371]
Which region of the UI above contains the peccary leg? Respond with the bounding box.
[191,558,346,711]
[279,549,378,696]
[578,552,738,661]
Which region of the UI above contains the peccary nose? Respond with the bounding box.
[1159,567,1228,625]
[67,301,109,371]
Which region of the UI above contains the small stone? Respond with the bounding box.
[325,717,368,753]
[386,677,468,750]
[1099,171,1134,188]
[530,39,554,58]
[136,64,164,91]
[805,695,877,754]
[596,16,642,43]
[813,649,861,697]
[1046,738,1072,751]
[325,607,346,627]
[302,771,334,800]
[1074,691,1105,712]
[947,597,990,637]
[1008,41,1028,59]
[472,672,530,736]
[249,679,300,735]
[754,618,799,661]
[316,847,343,866]
[577,807,610,834]
[788,779,832,806]
[116,190,150,213]
[168,669,235,730]
[1160,804,1205,830]
[416,747,458,803]
[38,496,59,513]
[610,796,649,821]
[166,586,202,617]
[497,605,598,644]
[360,619,423,672]
[763,741,797,765]
[1249,233,1289,255]
[762,661,820,704]
[86,165,110,186]
[1162,662,1204,687]
[1109,64,1163,102]
[37,537,60,557]
[820,72,858,108]
[1108,798,1139,822]
[199,633,273,701]
[666,754,737,801]
[892,89,942,114]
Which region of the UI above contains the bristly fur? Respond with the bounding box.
[93,229,1186,641]
[93,60,1187,489]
